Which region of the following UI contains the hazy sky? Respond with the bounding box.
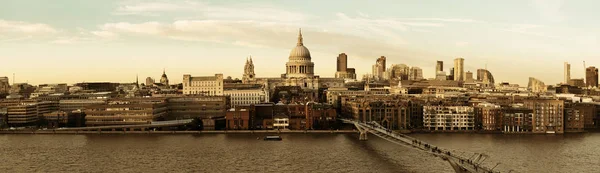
[1,0,599,85]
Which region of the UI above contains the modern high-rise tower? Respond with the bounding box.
[586,66,598,88]
[436,61,443,73]
[564,62,571,84]
[453,58,464,81]
[335,53,356,80]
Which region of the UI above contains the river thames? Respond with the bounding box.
[1,133,599,173]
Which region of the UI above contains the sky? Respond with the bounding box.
[0,0,599,86]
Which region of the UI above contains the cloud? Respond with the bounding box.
[113,1,308,22]
[0,20,57,34]
[531,0,565,22]
[455,41,469,47]
[403,18,478,23]
[90,30,117,38]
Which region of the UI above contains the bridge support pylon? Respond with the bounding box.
[443,157,469,173]
[354,122,368,141]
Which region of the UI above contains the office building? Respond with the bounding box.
[334,53,357,80]
[423,106,474,131]
[84,98,167,126]
[223,84,268,107]
[408,67,423,80]
[372,56,386,81]
[436,61,443,73]
[586,66,598,88]
[182,74,224,96]
[528,77,547,93]
[502,104,533,133]
[565,62,571,84]
[453,58,464,81]
[475,103,502,131]
[524,99,564,134]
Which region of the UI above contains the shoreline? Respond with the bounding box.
[0,130,358,135]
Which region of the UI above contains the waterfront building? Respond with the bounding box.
[334,53,357,80]
[6,103,38,126]
[59,99,107,112]
[223,83,268,107]
[564,102,585,132]
[524,99,564,134]
[502,104,534,133]
[182,74,224,96]
[84,98,168,126]
[423,106,474,131]
[346,97,417,130]
[165,96,228,129]
[305,103,337,130]
[453,58,464,81]
[474,102,502,131]
[225,107,250,130]
[586,66,598,88]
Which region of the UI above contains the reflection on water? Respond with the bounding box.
[0,133,598,173]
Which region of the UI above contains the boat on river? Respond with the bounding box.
[263,135,282,141]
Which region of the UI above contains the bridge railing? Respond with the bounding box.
[341,118,502,173]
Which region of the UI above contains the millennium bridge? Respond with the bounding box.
[341,118,508,173]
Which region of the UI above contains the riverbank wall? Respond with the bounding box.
[0,130,358,135]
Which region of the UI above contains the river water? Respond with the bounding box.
[1,133,598,173]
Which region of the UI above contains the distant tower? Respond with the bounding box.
[465,71,474,82]
[136,74,139,87]
[454,58,464,81]
[564,62,571,84]
[160,69,169,86]
[448,68,455,80]
[372,56,386,81]
[586,66,598,88]
[337,53,348,72]
[436,61,443,73]
[243,56,256,83]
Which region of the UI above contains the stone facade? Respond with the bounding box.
[182,74,224,96]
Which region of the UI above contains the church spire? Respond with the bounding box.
[297,28,303,46]
[249,55,253,63]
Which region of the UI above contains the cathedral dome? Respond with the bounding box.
[288,29,311,60]
[289,45,311,59]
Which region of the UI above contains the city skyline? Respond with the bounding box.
[1,0,600,85]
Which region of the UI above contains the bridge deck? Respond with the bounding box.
[341,119,502,173]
